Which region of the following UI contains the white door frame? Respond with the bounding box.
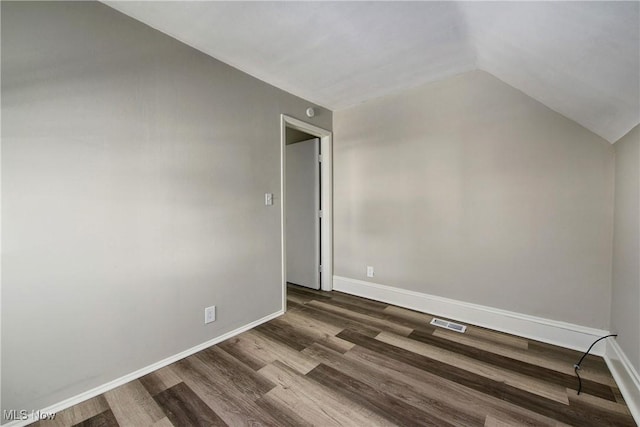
[280,114,333,310]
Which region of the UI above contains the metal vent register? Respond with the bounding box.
[430,318,467,333]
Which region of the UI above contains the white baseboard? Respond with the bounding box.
[333,276,610,355]
[336,273,640,423]
[1,310,284,427]
[605,339,640,424]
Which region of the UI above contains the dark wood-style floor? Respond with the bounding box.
[33,284,635,427]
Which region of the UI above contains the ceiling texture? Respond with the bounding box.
[104,1,639,143]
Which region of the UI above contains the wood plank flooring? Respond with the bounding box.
[33,284,636,427]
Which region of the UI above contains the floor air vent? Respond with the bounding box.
[430,318,467,333]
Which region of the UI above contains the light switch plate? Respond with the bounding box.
[265,193,273,206]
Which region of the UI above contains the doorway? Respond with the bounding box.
[286,136,320,290]
[280,115,333,310]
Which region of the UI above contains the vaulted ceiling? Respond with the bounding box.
[104,1,639,143]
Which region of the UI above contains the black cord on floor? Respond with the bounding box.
[574,334,617,395]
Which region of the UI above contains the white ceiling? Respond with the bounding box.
[104,1,639,143]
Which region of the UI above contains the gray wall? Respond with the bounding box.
[334,70,614,328]
[611,125,640,372]
[1,1,330,416]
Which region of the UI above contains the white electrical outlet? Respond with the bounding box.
[204,306,216,324]
[366,266,374,277]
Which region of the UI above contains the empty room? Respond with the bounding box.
[1,1,639,426]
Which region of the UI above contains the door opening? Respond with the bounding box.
[286,136,320,290]
[281,115,333,310]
